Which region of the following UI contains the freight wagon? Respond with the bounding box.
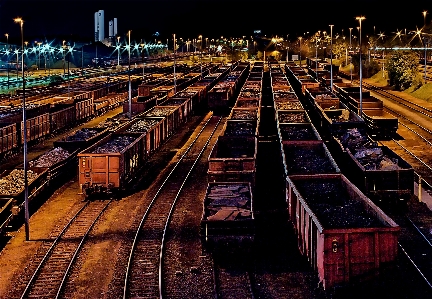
[78,132,148,198]
[332,82,398,139]
[208,135,257,189]
[286,174,400,290]
[201,182,254,247]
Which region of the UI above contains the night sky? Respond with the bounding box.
[0,0,431,43]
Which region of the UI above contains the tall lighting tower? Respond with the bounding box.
[329,25,334,91]
[356,16,366,117]
[14,17,29,240]
[128,30,132,119]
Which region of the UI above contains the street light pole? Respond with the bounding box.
[5,33,9,87]
[349,27,353,82]
[128,30,132,119]
[14,17,29,241]
[356,16,366,117]
[173,34,177,94]
[315,36,318,78]
[330,25,334,91]
[117,36,120,66]
[424,36,428,84]
[299,37,302,67]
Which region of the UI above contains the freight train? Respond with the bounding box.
[284,61,413,204]
[273,62,400,290]
[77,64,231,198]
[202,61,262,246]
[0,63,225,234]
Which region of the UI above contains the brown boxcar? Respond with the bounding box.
[78,132,148,197]
[116,117,165,154]
[0,123,18,157]
[344,145,414,202]
[49,103,76,133]
[158,97,192,124]
[208,136,257,188]
[286,174,400,290]
[21,113,50,144]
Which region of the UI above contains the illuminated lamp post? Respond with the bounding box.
[315,36,319,78]
[62,40,66,77]
[141,43,145,80]
[128,30,132,119]
[117,36,121,66]
[329,24,334,91]
[356,16,366,117]
[5,33,9,86]
[349,27,353,82]
[173,33,177,94]
[298,36,302,67]
[14,17,29,240]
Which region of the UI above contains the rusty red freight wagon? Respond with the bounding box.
[286,174,400,290]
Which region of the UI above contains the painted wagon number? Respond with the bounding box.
[130,154,139,169]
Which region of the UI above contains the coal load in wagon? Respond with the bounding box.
[275,100,303,110]
[337,128,374,151]
[215,139,255,158]
[294,179,384,228]
[29,147,71,168]
[66,128,101,141]
[91,135,136,154]
[0,169,39,195]
[144,107,176,117]
[279,124,317,141]
[230,109,258,120]
[125,119,160,133]
[278,111,307,123]
[283,145,337,174]
[235,99,259,108]
[224,121,256,136]
[273,92,298,101]
[353,147,400,171]
[205,184,252,221]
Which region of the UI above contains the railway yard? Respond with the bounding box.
[0,58,432,299]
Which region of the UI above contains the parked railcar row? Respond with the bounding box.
[271,62,401,291]
[207,61,251,114]
[77,63,232,198]
[0,63,227,234]
[304,58,399,139]
[0,64,219,161]
[202,61,262,246]
[284,61,414,205]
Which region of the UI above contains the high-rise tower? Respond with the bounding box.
[94,10,105,42]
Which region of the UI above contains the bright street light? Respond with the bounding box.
[329,24,334,91]
[128,30,132,119]
[14,17,29,241]
[356,16,366,117]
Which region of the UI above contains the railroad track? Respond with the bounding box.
[390,213,432,292]
[17,199,111,299]
[360,81,432,119]
[213,256,255,299]
[122,114,222,299]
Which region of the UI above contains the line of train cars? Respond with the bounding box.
[270,63,401,290]
[284,61,414,205]
[201,61,263,247]
[0,63,231,234]
[76,62,239,197]
[305,57,398,139]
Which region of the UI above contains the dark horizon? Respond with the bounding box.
[0,0,431,45]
